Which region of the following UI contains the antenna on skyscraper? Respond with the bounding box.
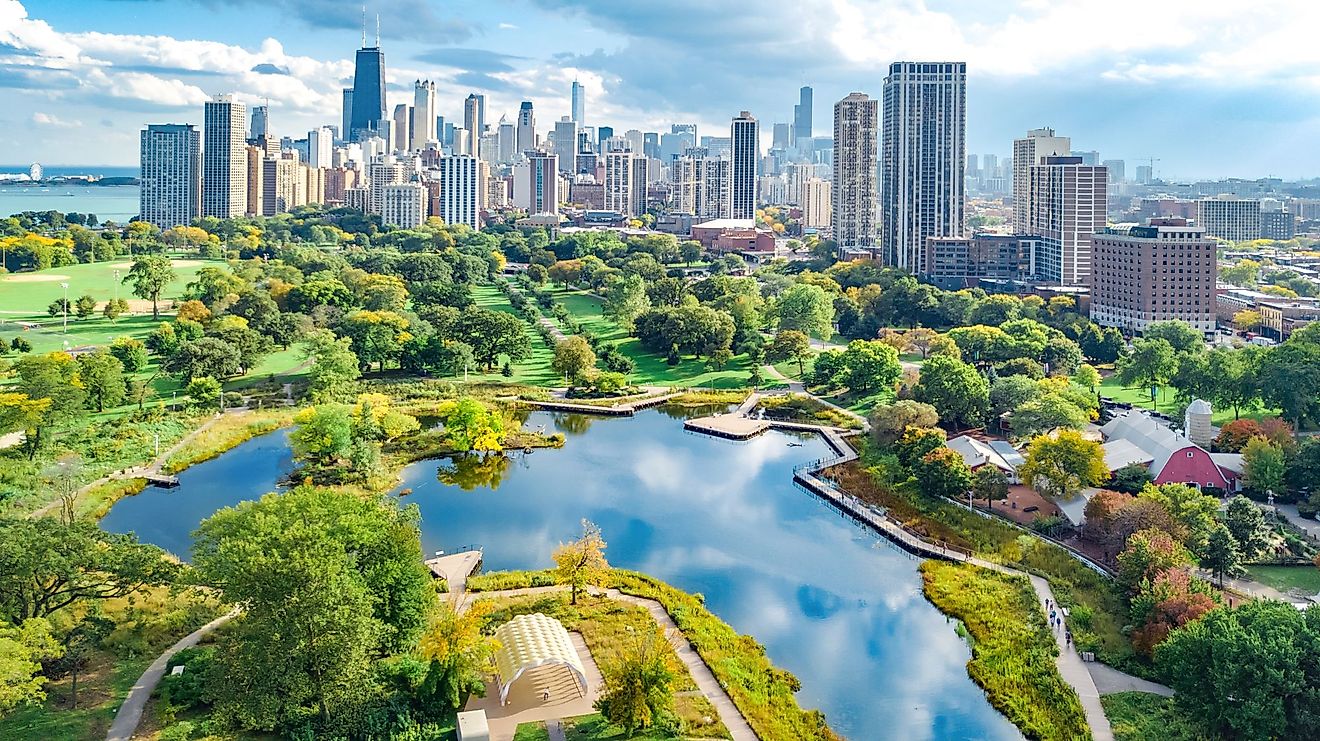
[361,6,367,47]
[376,14,381,47]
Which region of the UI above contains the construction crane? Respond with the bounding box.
[1138,157,1161,183]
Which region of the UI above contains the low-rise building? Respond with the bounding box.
[922,234,1042,290]
[1100,410,1243,491]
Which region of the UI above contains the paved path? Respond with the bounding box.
[105,608,239,741]
[1274,502,1320,540]
[1086,662,1174,697]
[546,719,567,741]
[461,586,758,741]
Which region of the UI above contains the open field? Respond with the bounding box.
[0,256,220,317]
[462,282,561,386]
[1097,374,1280,425]
[1244,564,1320,594]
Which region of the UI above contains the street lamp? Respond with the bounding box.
[60,282,68,334]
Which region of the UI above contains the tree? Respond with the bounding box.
[302,330,361,402]
[1242,437,1287,498]
[338,309,411,373]
[595,629,678,737]
[108,336,148,373]
[1232,309,1262,333]
[416,602,498,712]
[1223,496,1269,559]
[1139,483,1220,554]
[185,376,221,408]
[764,330,814,377]
[1116,527,1189,598]
[553,519,608,605]
[46,614,114,709]
[1259,342,1320,428]
[916,355,989,429]
[456,308,531,371]
[1072,363,1101,391]
[905,327,941,359]
[165,337,241,381]
[895,426,947,469]
[1116,338,1177,408]
[552,336,597,385]
[1009,393,1090,439]
[775,283,835,338]
[971,465,1010,508]
[74,294,96,319]
[290,404,355,472]
[989,375,1042,419]
[14,351,85,423]
[840,339,902,393]
[1018,429,1108,501]
[912,447,974,499]
[1109,462,1152,494]
[46,297,70,319]
[77,349,125,412]
[1144,320,1205,355]
[1078,324,1126,364]
[175,299,211,324]
[868,400,939,447]
[123,255,175,319]
[1155,599,1320,740]
[435,397,504,452]
[603,273,651,332]
[1201,522,1243,587]
[0,517,177,623]
[0,618,60,716]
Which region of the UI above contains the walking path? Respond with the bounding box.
[460,585,758,741]
[105,608,239,741]
[1086,662,1174,697]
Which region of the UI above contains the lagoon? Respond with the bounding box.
[100,409,1022,741]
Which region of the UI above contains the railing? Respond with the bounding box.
[943,497,1116,577]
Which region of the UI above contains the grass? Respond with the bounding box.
[1101,692,1208,741]
[756,393,862,429]
[462,282,561,386]
[560,712,698,739]
[920,561,1090,741]
[160,407,296,474]
[1243,564,1320,594]
[1096,374,1280,426]
[0,255,220,318]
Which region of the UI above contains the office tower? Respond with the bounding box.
[1197,196,1262,242]
[1102,159,1125,184]
[1029,156,1107,285]
[348,28,386,141]
[479,132,499,164]
[463,94,483,156]
[623,129,645,155]
[517,152,559,214]
[341,89,354,140]
[497,116,515,163]
[802,178,831,229]
[139,124,201,228]
[411,80,436,151]
[984,153,998,177]
[249,105,269,140]
[1135,165,1153,184]
[643,132,660,159]
[881,62,967,271]
[832,92,878,253]
[772,123,792,150]
[604,150,647,217]
[516,101,536,154]
[966,153,979,178]
[367,160,409,214]
[380,183,428,228]
[571,80,585,124]
[472,94,486,139]
[391,104,410,153]
[551,117,577,170]
[1012,128,1070,234]
[436,155,479,229]
[671,123,697,150]
[794,86,813,143]
[1091,218,1216,333]
[1070,150,1100,166]
[597,126,613,150]
[307,127,333,169]
[729,111,759,219]
[202,94,247,218]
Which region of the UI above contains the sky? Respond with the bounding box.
[3,0,1320,179]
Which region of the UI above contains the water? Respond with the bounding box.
[0,185,140,222]
[100,410,1022,741]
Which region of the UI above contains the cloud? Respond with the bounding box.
[107,0,476,43]
[415,47,528,74]
[31,111,79,127]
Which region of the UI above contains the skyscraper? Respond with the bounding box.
[793,86,813,144]
[436,155,480,229]
[249,105,269,140]
[551,117,577,171]
[730,111,759,219]
[1013,128,1070,233]
[348,32,386,142]
[881,62,967,271]
[497,116,515,163]
[1029,156,1108,286]
[464,95,483,157]
[412,80,436,151]
[832,92,878,254]
[519,152,558,214]
[1091,218,1216,333]
[341,89,354,140]
[202,94,247,218]
[139,124,201,228]
[571,80,585,125]
[392,104,410,153]
[516,101,536,155]
[307,127,333,169]
[604,150,647,217]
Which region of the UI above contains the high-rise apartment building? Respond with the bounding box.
[348,36,386,142]
[604,150,648,217]
[1091,218,1216,333]
[307,127,333,169]
[1029,156,1107,286]
[1012,128,1070,232]
[367,160,409,215]
[380,183,428,228]
[730,111,759,219]
[516,152,559,214]
[411,80,436,151]
[341,89,354,139]
[1102,159,1126,184]
[881,62,966,271]
[391,104,410,153]
[261,155,299,215]
[516,102,536,155]
[1197,196,1262,242]
[551,117,578,171]
[202,94,247,218]
[245,145,264,215]
[921,235,1042,289]
[700,158,731,219]
[794,86,813,144]
[139,124,201,228]
[802,178,831,229]
[571,81,585,125]
[832,92,878,254]
[435,155,479,229]
[497,116,515,163]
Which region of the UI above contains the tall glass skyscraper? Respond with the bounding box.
[571,80,585,125]
[730,111,759,219]
[793,86,813,143]
[348,43,386,141]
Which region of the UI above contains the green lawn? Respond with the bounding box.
[541,285,756,388]
[1097,374,1280,425]
[0,255,221,316]
[463,282,560,386]
[1244,564,1320,594]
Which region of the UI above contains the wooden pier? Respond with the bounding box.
[424,546,485,597]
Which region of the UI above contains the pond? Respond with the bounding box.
[100,408,1022,741]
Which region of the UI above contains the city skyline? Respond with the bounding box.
[6,0,1320,178]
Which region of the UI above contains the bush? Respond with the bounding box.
[466,569,558,591]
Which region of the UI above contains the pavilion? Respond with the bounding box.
[492,613,589,706]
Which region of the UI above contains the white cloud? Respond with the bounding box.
[31,111,79,127]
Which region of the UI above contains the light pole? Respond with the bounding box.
[60,282,68,334]
[113,269,120,303]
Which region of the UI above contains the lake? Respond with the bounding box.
[0,184,139,222]
[100,409,1023,740]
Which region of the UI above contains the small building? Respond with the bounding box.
[691,218,757,248]
[1100,411,1241,491]
[946,435,1022,483]
[456,710,490,741]
[492,613,589,706]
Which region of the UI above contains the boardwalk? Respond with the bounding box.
[425,547,484,599]
[523,391,681,417]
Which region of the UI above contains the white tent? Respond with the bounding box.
[492,613,588,706]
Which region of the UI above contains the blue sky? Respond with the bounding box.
[4,0,1320,179]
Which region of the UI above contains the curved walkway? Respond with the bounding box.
[105,608,239,741]
[460,585,758,741]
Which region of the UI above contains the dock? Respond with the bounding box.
[424,546,484,597]
[143,473,180,488]
[525,392,680,417]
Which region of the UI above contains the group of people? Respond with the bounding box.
[1045,597,1073,647]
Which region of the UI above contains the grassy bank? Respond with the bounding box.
[160,408,296,474]
[920,561,1089,741]
[1101,692,1206,741]
[1243,563,1320,593]
[757,393,863,429]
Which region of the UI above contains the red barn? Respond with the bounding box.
[1100,412,1243,491]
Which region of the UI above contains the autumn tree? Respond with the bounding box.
[552,336,597,386]
[1017,429,1108,501]
[595,628,678,736]
[553,519,609,605]
[912,447,973,500]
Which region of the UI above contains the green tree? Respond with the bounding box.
[1109,463,1152,495]
[774,283,835,338]
[13,351,85,437]
[868,400,939,447]
[77,349,125,412]
[338,309,411,373]
[1116,527,1189,598]
[74,294,96,319]
[165,337,241,381]
[680,240,702,265]
[1200,523,1243,588]
[972,465,1010,508]
[1018,429,1108,501]
[290,404,354,472]
[456,308,531,371]
[895,426,947,469]
[917,355,989,429]
[989,375,1042,419]
[1072,363,1101,391]
[1144,320,1205,355]
[1009,393,1090,439]
[1259,342,1320,428]
[552,336,597,385]
[1242,437,1287,496]
[913,447,973,499]
[435,397,504,452]
[553,519,608,605]
[841,339,902,393]
[416,602,498,712]
[108,336,148,373]
[302,329,361,402]
[1138,482,1221,554]
[595,629,678,737]
[764,329,814,376]
[1116,338,1177,408]
[0,618,60,716]
[123,255,175,319]
[1223,496,1269,559]
[185,376,221,408]
[603,273,651,332]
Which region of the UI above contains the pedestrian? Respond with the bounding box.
[1066,630,1073,646]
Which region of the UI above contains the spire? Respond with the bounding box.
[375,14,381,47]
